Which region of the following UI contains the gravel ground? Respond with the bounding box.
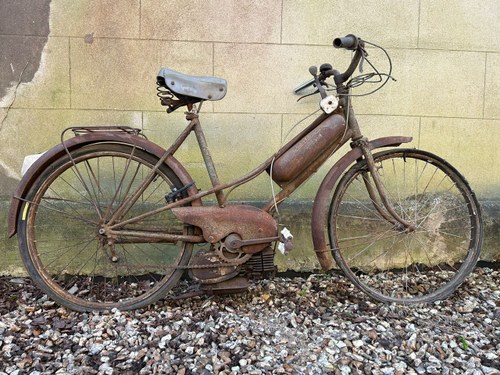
[0,268,499,375]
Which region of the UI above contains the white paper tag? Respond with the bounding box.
[320,95,339,114]
[278,227,293,255]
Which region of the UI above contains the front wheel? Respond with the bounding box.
[18,142,196,311]
[329,149,482,304]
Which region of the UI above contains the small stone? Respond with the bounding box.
[68,286,78,295]
[460,300,476,313]
[352,339,364,348]
[90,343,104,355]
[336,341,347,349]
[368,330,378,341]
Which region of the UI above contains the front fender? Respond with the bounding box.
[311,136,413,271]
[8,131,198,238]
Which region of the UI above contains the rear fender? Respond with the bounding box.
[311,136,413,271]
[8,131,198,237]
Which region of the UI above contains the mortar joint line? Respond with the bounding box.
[482,52,488,119]
[68,37,72,109]
[139,0,142,38]
[212,42,215,77]
[417,0,422,49]
[417,116,422,149]
[280,0,284,44]
[280,113,284,144]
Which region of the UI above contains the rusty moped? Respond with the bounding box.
[8,35,482,311]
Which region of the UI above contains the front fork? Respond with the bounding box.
[342,96,416,232]
[358,141,416,232]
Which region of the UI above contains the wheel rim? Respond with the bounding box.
[329,150,481,303]
[23,144,192,310]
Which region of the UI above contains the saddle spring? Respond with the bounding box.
[156,83,200,113]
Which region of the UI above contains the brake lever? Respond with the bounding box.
[296,89,319,102]
[309,66,328,99]
[358,46,368,73]
[294,78,316,94]
[296,81,332,102]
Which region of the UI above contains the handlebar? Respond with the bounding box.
[331,34,365,86]
[295,35,393,102]
[294,34,366,94]
[333,34,359,50]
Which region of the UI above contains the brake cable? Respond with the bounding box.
[343,40,396,97]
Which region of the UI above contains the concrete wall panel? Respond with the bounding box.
[70,38,213,111]
[50,0,141,38]
[485,53,500,119]
[419,117,500,199]
[141,0,281,43]
[282,0,420,48]
[355,49,486,117]
[213,43,351,114]
[0,109,142,175]
[419,0,500,51]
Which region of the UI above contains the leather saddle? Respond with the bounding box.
[157,67,227,104]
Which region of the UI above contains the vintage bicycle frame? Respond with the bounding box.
[8,51,413,273]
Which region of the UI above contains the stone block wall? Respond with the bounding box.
[1,0,499,272]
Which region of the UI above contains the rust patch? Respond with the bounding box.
[172,205,278,254]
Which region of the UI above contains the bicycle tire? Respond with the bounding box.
[328,148,482,304]
[17,142,195,311]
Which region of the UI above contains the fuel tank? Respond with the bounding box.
[271,114,347,184]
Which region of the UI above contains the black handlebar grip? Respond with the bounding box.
[333,34,358,50]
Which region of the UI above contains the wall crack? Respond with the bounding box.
[0,60,29,133]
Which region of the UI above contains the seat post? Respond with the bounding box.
[188,105,226,207]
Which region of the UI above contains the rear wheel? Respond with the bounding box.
[329,149,482,304]
[18,142,196,311]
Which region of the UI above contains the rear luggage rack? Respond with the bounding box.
[70,126,143,136]
[61,126,146,143]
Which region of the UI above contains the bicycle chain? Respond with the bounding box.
[166,261,237,270]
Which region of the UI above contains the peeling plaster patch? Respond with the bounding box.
[0,0,51,103]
